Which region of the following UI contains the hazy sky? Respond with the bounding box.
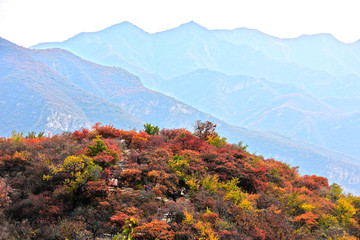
[0,0,359,47]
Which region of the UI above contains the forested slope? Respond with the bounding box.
[1,122,359,239]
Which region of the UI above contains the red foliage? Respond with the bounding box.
[83,180,109,200]
[101,168,113,179]
[302,175,329,191]
[72,128,89,140]
[93,152,115,167]
[110,212,131,228]
[201,211,220,226]
[92,122,124,138]
[175,130,205,151]
[133,219,175,240]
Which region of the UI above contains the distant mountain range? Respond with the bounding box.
[158,69,360,159]
[34,21,360,97]
[2,22,360,194]
[33,21,360,160]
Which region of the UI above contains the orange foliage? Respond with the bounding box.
[120,168,142,183]
[133,219,175,240]
[293,212,320,228]
[92,122,124,138]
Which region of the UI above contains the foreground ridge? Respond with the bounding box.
[0,122,359,239]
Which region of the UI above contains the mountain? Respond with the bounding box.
[214,28,360,76]
[157,68,334,124]
[0,38,143,134]
[32,21,360,160]
[157,69,360,157]
[3,37,360,194]
[33,21,360,99]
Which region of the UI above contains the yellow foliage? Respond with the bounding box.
[205,207,212,214]
[287,193,314,216]
[168,154,189,176]
[202,175,220,193]
[238,198,254,211]
[185,175,200,190]
[335,197,357,227]
[44,155,102,197]
[183,209,195,225]
[43,175,52,181]
[195,221,219,240]
[206,135,227,148]
[328,235,358,240]
[318,214,338,229]
[300,203,315,212]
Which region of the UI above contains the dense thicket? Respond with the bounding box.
[0,122,359,240]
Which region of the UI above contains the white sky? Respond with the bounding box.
[0,0,359,47]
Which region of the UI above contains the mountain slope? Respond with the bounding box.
[2,126,360,239]
[0,37,143,134]
[158,68,334,124]
[3,37,360,194]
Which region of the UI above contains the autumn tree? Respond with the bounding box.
[44,155,102,208]
[193,120,218,141]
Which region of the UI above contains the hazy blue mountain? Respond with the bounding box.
[156,68,360,158]
[0,37,220,133]
[34,21,360,99]
[0,38,143,135]
[243,106,360,157]
[27,47,219,130]
[323,97,360,114]
[158,68,334,124]
[214,29,360,77]
[3,37,360,194]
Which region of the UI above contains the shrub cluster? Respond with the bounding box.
[0,122,359,239]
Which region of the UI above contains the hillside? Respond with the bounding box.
[3,37,360,195]
[0,123,359,239]
[0,37,143,134]
[0,37,218,133]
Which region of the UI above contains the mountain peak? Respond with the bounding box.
[113,21,138,28]
[177,21,207,31]
[102,21,148,34]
